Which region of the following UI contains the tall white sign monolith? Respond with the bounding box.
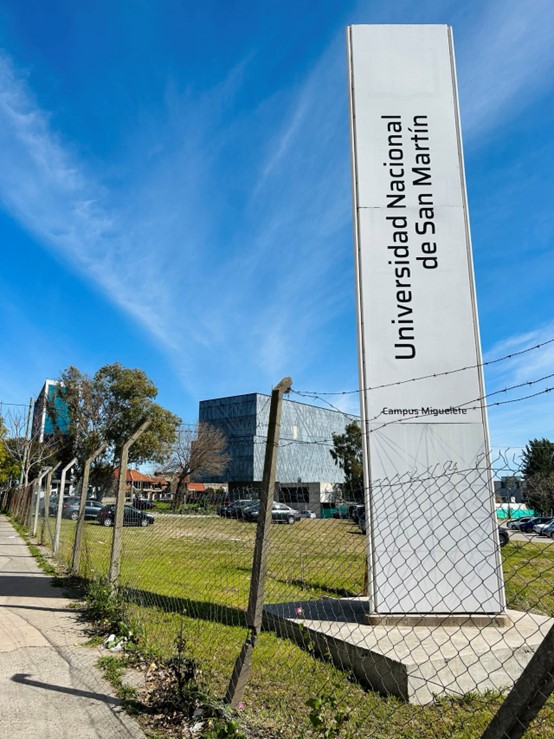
[347,25,505,614]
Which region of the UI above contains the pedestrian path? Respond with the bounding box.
[0,515,144,738]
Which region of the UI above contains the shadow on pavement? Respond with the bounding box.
[11,673,119,705]
[0,575,67,599]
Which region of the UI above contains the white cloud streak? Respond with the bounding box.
[457,0,554,139]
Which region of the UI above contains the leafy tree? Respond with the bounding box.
[52,363,180,493]
[0,417,21,488]
[521,438,554,513]
[165,422,230,508]
[521,438,554,478]
[329,421,364,502]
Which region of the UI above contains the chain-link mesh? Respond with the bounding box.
[4,446,554,738]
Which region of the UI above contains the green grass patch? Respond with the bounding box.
[26,514,554,737]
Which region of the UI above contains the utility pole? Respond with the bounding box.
[225,376,292,707]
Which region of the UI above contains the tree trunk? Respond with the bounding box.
[173,473,189,509]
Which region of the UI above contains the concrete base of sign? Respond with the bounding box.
[263,599,553,705]
[364,613,512,628]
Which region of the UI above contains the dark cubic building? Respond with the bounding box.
[199,393,358,513]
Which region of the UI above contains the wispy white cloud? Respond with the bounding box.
[0,37,353,403]
[457,0,554,139]
[0,53,181,354]
[484,323,554,448]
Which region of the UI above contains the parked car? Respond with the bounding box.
[242,502,301,524]
[97,504,155,527]
[506,517,532,530]
[218,499,256,518]
[533,520,554,536]
[63,499,104,521]
[132,496,155,510]
[298,510,316,519]
[540,520,554,538]
[498,527,509,547]
[46,495,81,517]
[519,517,553,533]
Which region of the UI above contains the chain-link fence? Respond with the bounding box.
[3,442,554,739]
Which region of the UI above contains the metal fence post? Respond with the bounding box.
[53,457,77,558]
[72,443,107,575]
[225,377,292,707]
[108,419,152,585]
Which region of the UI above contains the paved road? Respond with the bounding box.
[0,516,144,739]
[504,529,554,544]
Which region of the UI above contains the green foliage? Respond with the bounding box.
[84,576,134,638]
[201,716,247,738]
[521,438,554,478]
[521,438,554,512]
[53,363,180,488]
[0,417,21,487]
[329,422,363,501]
[303,692,351,738]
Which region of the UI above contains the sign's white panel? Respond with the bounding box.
[347,25,504,614]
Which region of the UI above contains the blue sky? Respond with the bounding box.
[0,0,553,452]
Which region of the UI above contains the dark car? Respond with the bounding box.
[97,504,155,527]
[46,495,81,517]
[219,499,256,519]
[518,516,553,533]
[63,499,104,521]
[243,502,301,524]
[498,527,509,547]
[132,496,155,510]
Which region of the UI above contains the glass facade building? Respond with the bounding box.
[199,393,356,485]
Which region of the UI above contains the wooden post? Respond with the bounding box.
[53,457,77,558]
[225,377,292,707]
[108,419,151,585]
[72,443,107,574]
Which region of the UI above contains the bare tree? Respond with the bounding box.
[3,409,61,486]
[166,422,230,508]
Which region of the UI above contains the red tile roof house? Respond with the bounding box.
[113,469,169,501]
[113,469,205,502]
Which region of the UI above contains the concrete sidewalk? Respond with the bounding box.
[0,515,144,738]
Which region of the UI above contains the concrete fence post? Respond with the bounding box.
[32,468,53,537]
[53,457,77,558]
[71,443,107,575]
[108,419,152,585]
[40,463,60,545]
